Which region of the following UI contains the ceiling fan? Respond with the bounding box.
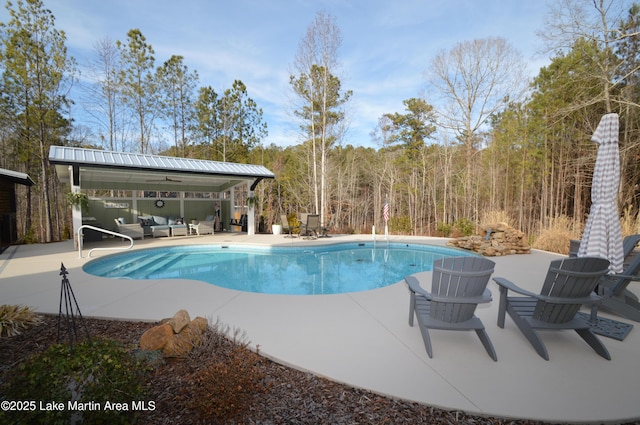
[146,176,182,183]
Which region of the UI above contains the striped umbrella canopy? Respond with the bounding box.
[578,113,624,274]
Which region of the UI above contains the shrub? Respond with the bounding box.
[436,222,452,237]
[452,218,475,236]
[390,215,412,234]
[286,213,302,234]
[1,338,150,425]
[0,305,42,337]
[21,227,37,244]
[186,318,247,363]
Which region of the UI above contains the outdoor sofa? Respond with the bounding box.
[138,215,187,237]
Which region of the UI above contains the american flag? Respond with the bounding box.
[383,196,389,223]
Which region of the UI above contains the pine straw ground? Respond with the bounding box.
[0,315,572,425]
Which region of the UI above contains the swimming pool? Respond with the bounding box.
[83,242,475,295]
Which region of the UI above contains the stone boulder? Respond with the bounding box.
[139,323,173,351]
[139,310,208,357]
[447,222,530,256]
[165,309,191,333]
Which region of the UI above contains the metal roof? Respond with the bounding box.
[48,146,274,192]
[0,167,35,186]
[49,146,274,178]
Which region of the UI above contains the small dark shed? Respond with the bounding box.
[0,168,35,253]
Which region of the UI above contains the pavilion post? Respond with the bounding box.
[247,189,255,235]
[70,165,82,249]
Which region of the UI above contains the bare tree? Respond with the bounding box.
[81,36,132,151]
[427,37,528,221]
[539,0,640,113]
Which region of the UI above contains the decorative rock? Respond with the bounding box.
[167,309,191,333]
[163,321,208,357]
[191,316,208,333]
[140,323,174,351]
[139,310,209,357]
[447,222,530,256]
[163,329,194,357]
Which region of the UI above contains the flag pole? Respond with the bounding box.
[383,194,389,241]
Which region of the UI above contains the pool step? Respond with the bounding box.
[109,255,165,277]
[92,252,180,278]
[121,252,187,278]
[136,253,189,277]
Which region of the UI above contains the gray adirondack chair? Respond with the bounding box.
[570,234,639,258]
[494,257,611,360]
[405,256,497,361]
[622,234,640,259]
[597,245,640,322]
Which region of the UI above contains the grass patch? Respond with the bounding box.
[532,215,581,254]
[0,305,42,338]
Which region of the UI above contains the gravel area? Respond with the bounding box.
[0,314,586,424]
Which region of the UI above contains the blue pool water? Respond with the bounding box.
[83,242,475,295]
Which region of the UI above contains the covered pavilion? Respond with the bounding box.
[48,146,275,240]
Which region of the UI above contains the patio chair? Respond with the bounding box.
[623,234,640,257]
[493,257,611,360]
[299,213,308,229]
[404,256,497,361]
[596,247,640,322]
[281,214,297,237]
[568,239,580,257]
[300,214,320,239]
[572,234,640,258]
[113,218,144,240]
[194,219,214,235]
[230,214,247,232]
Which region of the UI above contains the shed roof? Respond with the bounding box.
[0,167,35,186]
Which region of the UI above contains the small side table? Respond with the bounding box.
[188,223,199,235]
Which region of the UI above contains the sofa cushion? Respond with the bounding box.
[139,216,154,227]
[166,217,183,225]
[153,215,167,225]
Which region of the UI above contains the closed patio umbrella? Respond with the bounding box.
[578,113,624,274]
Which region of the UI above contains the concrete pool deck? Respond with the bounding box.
[1,233,639,424]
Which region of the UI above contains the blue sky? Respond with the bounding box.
[2,1,553,148]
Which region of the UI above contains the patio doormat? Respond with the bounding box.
[576,312,634,341]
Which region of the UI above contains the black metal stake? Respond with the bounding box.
[57,263,91,350]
